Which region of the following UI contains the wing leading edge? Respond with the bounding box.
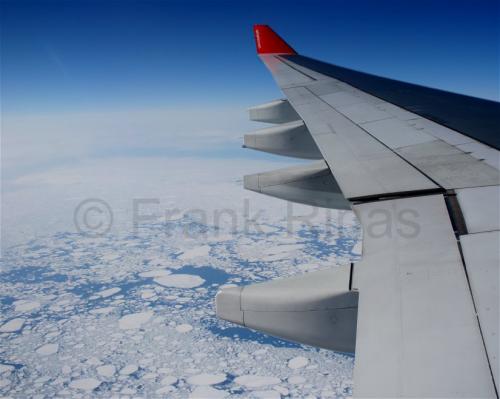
[216,25,499,398]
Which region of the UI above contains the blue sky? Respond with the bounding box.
[2,0,499,114]
[1,0,499,206]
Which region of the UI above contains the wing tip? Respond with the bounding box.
[253,24,297,55]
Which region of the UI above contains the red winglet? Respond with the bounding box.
[253,25,297,55]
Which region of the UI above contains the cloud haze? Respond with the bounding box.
[2,105,259,180]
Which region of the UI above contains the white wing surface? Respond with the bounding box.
[216,25,500,398]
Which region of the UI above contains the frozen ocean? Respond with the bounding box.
[1,112,362,398]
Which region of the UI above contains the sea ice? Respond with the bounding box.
[175,324,193,333]
[158,368,173,374]
[179,245,210,261]
[102,253,120,261]
[156,385,175,394]
[287,375,306,384]
[154,274,205,288]
[160,375,177,385]
[36,343,59,356]
[288,356,309,369]
[141,289,156,299]
[0,318,25,333]
[13,300,40,312]
[86,357,102,366]
[96,364,115,378]
[0,365,14,374]
[69,378,101,391]
[187,373,226,385]
[190,386,228,398]
[264,244,303,256]
[139,269,172,278]
[118,311,153,330]
[273,386,289,395]
[119,364,138,375]
[89,307,115,315]
[234,375,281,388]
[97,287,121,298]
[252,390,281,399]
[0,191,358,398]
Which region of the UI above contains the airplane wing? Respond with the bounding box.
[216,25,500,398]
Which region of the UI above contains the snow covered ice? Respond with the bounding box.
[154,274,205,289]
[69,378,102,391]
[96,365,115,378]
[287,356,309,370]
[234,375,281,388]
[187,373,227,385]
[0,318,25,333]
[0,159,360,397]
[176,324,194,333]
[118,311,154,330]
[35,343,59,356]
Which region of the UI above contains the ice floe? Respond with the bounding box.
[288,356,309,369]
[252,390,281,398]
[69,378,101,391]
[118,311,153,330]
[160,375,177,385]
[119,364,138,375]
[288,375,306,384]
[179,245,210,261]
[234,375,281,388]
[96,364,115,378]
[139,269,172,278]
[0,318,25,333]
[175,323,193,333]
[273,385,289,395]
[190,385,228,398]
[156,385,175,394]
[187,373,226,385]
[36,343,59,356]
[13,300,40,313]
[153,274,205,288]
[89,306,115,315]
[140,289,156,299]
[0,365,14,374]
[97,287,121,298]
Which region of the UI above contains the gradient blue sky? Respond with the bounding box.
[2,0,499,114]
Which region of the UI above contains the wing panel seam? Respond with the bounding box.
[301,86,446,191]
